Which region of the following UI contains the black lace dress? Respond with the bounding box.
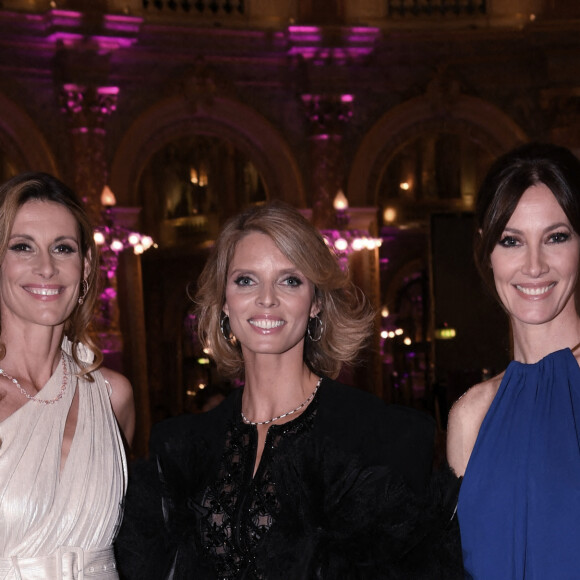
[198,398,316,578]
[116,379,462,579]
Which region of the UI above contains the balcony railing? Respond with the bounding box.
[142,0,245,15]
[388,0,486,17]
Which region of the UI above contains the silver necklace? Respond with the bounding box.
[0,351,68,405]
[241,377,322,426]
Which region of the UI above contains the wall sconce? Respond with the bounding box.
[383,207,397,224]
[101,185,116,207]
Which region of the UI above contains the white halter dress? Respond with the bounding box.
[0,341,127,579]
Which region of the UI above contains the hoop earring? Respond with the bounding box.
[78,279,89,305]
[220,313,235,342]
[307,314,324,342]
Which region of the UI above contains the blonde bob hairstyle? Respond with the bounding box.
[0,172,102,376]
[194,201,376,380]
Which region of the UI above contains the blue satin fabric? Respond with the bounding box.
[458,348,580,579]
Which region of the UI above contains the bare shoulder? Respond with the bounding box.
[100,366,133,400]
[99,366,135,446]
[450,373,503,422]
[446,372,504,477]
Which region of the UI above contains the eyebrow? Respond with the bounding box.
[8,233,80,243]
[229,267,304,277]
[502,222,572,235]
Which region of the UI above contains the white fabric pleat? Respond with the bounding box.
[0,340,127,579]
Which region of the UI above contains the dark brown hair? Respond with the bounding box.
[474,142,580,297]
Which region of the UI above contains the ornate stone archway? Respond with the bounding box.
[0,92,57,176]
[109,95,304,208]
[348,93,528,207]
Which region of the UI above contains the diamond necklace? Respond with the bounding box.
[0,351,68,405]
[241,377,322,426]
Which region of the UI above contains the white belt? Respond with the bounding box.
[0,546,118,579]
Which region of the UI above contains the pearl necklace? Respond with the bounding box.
[0,351,69,405]
[241,377,322,426]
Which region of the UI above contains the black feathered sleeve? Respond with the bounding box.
[115,454,175,580]
[115,417,220,580]
[255,437,463,579]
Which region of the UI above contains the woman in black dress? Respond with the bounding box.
[117,201,460,579]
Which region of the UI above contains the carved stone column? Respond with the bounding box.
[60,83,122,352]
[302,94,353,228]
[60,84,119,225]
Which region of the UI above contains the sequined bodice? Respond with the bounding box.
[199,394,318,578]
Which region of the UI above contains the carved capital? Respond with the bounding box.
[180,60,219,112]
[425,66,462,116]
[301,94,354,137]
[60,84,119,130]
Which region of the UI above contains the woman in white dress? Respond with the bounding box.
[0,172,134,579]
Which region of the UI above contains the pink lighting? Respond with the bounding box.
[47,9,83,27]
[110,239,124,253]
[46,32,83,45]
[42,9,140,50]
[94,231,106,246]
[141,236,154,250]
[288,25,380,62]
[289,26,321,33]
[103,15,143,35]
[103,287,116,300]
[94,186,156,257]
[322,228,383,267]
[288,25,322,43]
[94,190,156,336]
[93,36,138,50]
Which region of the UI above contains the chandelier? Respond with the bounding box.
[321,190,382,264]
[92,186,156,340]
[94,186,155,260]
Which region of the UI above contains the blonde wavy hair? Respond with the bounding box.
[194,201,375,380]
[0,172,102,377]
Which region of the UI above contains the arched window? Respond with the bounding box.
[138,134,267,247]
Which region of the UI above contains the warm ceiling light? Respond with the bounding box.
[383,207,397,223]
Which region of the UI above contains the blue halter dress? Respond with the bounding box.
[457,348,580,579]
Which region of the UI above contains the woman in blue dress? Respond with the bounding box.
[447,142,580,579]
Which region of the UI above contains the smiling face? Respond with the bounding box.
[0,200,88,331]
[223,231,318,360]
[490,183,580,327]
